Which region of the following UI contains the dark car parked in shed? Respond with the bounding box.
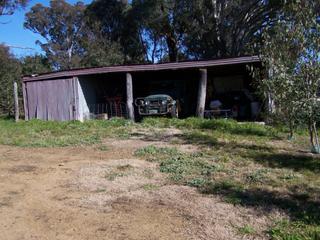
[135,94,179,118]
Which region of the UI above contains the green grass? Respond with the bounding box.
[0,117,280,147]
[237,224,256,235]
[0,118,133,147]
[269,221,320,240]
[142,117,279,138]
[142,184,160,191]
[134,145,179,160]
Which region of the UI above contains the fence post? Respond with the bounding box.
[14,81,19,122]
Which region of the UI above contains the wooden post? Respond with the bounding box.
[196,69,207,118]
[22,81,29,121]
[13,81,19,122]
[126,73,135,121]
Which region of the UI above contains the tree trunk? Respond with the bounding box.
[313,122,319,150]
[308,120,315,149]
[166,35,178,62]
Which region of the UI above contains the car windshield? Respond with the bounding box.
[145,94,171,100]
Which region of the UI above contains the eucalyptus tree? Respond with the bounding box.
[0,0,28,16]
[24,0,124,70]
[130,0,285,62]
[179,0,285,59]
[260,1,320,153]
[131,0,187,63]
[86,0,145,63]
[24,0,87,69]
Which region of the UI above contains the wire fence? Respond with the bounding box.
[88,101,128,119]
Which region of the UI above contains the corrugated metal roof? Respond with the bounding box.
[23,55,261,82]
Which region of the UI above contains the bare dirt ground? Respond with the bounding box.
[0,137,282,240]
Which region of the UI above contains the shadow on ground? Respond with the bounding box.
[248,152,320,173]
[201,182,320,225]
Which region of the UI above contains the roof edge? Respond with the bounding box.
[23,55,261,82]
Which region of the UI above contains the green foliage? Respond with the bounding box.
[24,0,124,70]
[176,0,285,59]
[79,37,125,67]
[85,0,286,63]
[24,0,87,69]
[0,0,28,16]
[144,0,286,61]
[131,0,184,62]
[20,54,52,75]
[86,0,146,63]
[259,1,320,151]
[19,0,300,69]
[0,44,21,116]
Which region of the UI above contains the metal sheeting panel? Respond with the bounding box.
[25,78,76,121]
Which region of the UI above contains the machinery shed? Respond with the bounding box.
[22,56,262,122]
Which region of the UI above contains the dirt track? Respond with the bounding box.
[0,139,279,240]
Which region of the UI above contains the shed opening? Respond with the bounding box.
[77,73,128,121]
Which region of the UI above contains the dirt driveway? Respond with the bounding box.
[0,138,278,240]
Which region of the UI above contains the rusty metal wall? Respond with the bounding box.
[24,78,77,121]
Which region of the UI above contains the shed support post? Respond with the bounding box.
[22,81,29,121]
[14,82,19,122]
[126,73,135,121]
[196,68,207,118]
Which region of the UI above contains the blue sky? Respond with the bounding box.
[0,0,92,57]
